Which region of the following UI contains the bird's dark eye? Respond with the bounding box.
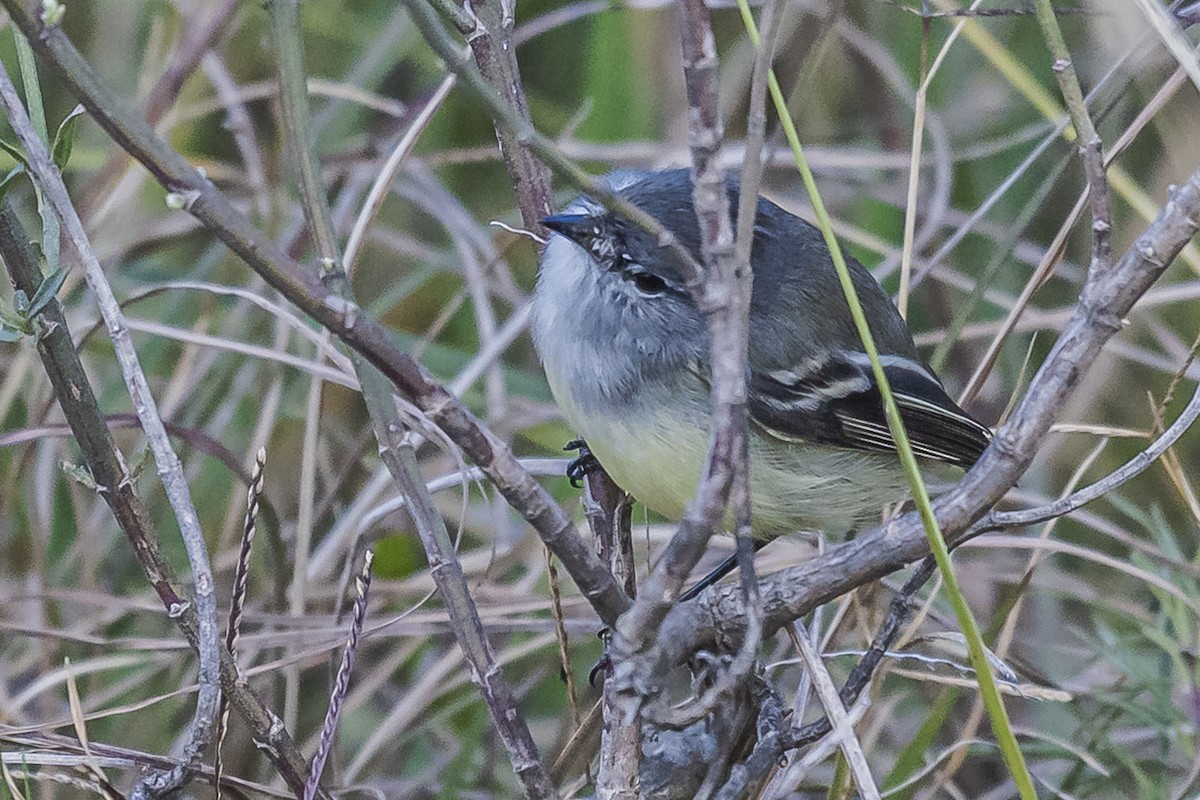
[627,268,667,296]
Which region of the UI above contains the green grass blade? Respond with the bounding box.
[733,2,1036,796]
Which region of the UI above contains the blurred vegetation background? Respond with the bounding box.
[1,0,1199,797]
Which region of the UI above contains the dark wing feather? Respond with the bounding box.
[748,353,992,468]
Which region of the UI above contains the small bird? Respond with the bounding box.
[532,169,991,597]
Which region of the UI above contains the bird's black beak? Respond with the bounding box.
[541,213,591,243]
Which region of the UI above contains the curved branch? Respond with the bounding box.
[976,381,1200,532]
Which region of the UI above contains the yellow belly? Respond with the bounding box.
[550,378,913,537]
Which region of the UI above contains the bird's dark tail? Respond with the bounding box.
[679,539,769,603]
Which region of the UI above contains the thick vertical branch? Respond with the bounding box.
[603,0,758,725]
[450,0,645,783]
[713,558,939,799]
[678,0,752,550]
[457,0,635,571]
[729,0,785,631]
[464,0,554,231]
[593,483,637,797]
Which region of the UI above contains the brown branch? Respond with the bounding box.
[268,4,559,792]
[1,0,631,629]
[462,0,554,233]
[385,438,560,798]
[444,0,646,783]
[394,0,707,284]
[452,0,638,639]
[603,0,760,730]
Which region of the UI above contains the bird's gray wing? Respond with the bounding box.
[747,351,992,468]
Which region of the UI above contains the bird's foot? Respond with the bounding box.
[588,627,611,687]
[564,438,601,488]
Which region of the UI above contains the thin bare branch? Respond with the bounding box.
[343,75,456,275]
[974,381,1200,533]
[713,557,938,799]
[0,60,219,799]
[385,435,559,798]
[0,202,319,797]
[790,625,880,799]
[1033,0,1112,282]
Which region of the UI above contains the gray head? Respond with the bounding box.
[532,169,922,410]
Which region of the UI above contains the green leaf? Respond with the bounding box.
[0,138,28,169]
[0,301,26,331]
[28,265,68,318]
[60,461,97,491]
[51,105,85,171]
[127,445,153,483]
[14,29,49,144]
[0,166,25,199]
[0,325,23,343]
